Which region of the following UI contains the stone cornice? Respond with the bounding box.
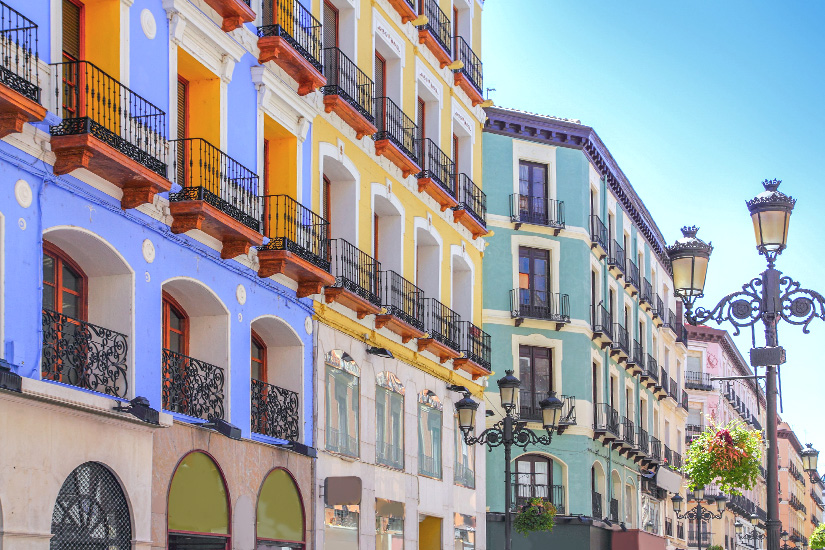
[483,106,672,271]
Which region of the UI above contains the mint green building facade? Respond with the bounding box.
[481,107,691,550]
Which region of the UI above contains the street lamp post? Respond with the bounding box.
[736,514,766,549]
[801,443,820,483]
[779,531,807,550]
[672,487,727,550]
[452,370,564,550]
[667,180,825,550]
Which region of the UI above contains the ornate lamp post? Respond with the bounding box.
[801,443,820,483]
[736,515,766,549]
[672,487,727,550]
[667,180,825,550]
[453,370,563,550]
[780,531,804,550]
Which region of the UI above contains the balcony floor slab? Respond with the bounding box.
[170,199,264,259]
[257,248,335,297]
[258,36,326,96]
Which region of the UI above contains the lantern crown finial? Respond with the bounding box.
[681,225,699,238]
[762,178,781,192]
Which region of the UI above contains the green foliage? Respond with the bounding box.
[513,498,556,537]
[707,545,724,550]
[681,418,762,495]
[811,523,825,550]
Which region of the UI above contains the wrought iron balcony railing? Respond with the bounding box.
[677,323,688,345]
[681,389,688,410]
[520,391,576,425]
[509,193,565,229]
[51,60,167,176]
[591,304,613,339]
[659,367,668,389]
[608,239,625,274]
[641,278,653,304]
[649,435,662,461]
[686,371,714,391]
[373,96,418,164]
[380,270,425,332]
[329,238,381,307]
[652,295,664,319]
[417,137,455,197]
[417,0,451,56]
[669,378,678,399]
[663,309,677,331]
[454,35,482,95]
[423,298,461,351]
[589,215,608,252]
[642,354,659,382]
[513,483,565,514]
[612,323,629,355]
[664,446,683,469]
[170,138,260,230]
[454,462,474,488]
[637,427,650,455]
[510,289,570,324]
[259,194,331,272]
[789,493,807,513]
[457,321,490,371]
[327,427,358,457]
[321,47,374,123]
[626,259,640,289]
[620,416,636,446]
[687,530,712,546]
[251,378,299,440]
[610,498,619,522]
[686,423,704,443]
[377,441,404,470]
[258,0,322,73]
[592,491,602,518]
[629,339,644,365]
[161,348,225,420]
[455,173,486,226]
[0,1,39,102]
[593,403,620,436]
[41,309,128,398]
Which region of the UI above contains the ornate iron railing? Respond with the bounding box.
[560,395,576,426]
[612,323,629,355]
[327,427,359,457]
[592,491,602,518]
[417,137,455,197]
[643,354,659,383]
[455,462,475,488]
[686,371,713,391]
[0,1,39,103]
[681,389,688,410]
[669,378,678,399]
[685,423,703,443]
[664,445,683,469]
[641,278,653,304]
[321,47,374,123]
[591,303,612,339]
[330,238,381,307]
[161,348,225,420]
[589,215,608,251]
[677,523,685,540]
[423,298,460,351]
[663,309,677,331]
[377,441,404,470]
[513,483,565,514]
[610,498,619,522]
[626,259,640,288]
[608,239,625,274]
[41,309,128,398]
[258,0,322,72]
[665,519,673,537]
[620,416,635,446]
[457,321,490,371]
[417,0,451,56]
[652,295,664,319]
[51,61,167,176]
[251,379,299,440]
[687,530,712,546]
[637,427,650,455]
[259,194,331,272]
[649,435,662,461]
[455,173,486,226]
[170,138,260,230]
[454,35,481,95]
[659,367,668,390]
[593,403,620,436]
[510,289,570,323]
[380,270,425,332]
[628,339,643,365]
[373,96,418,164]
[509,193,565,229]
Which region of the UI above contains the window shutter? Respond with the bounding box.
[62,0,81,60]
[176,79,187,184]
[322,1,338,50]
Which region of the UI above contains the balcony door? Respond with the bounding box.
[518,345,551,421]
[374,52,386,128]
[514,455,554,508]
[61,0,84,118]
[518,246,550,317]
[518,161,547,224]
[162,293,189,355]
[417,97,426,163]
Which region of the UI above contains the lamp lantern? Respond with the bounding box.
[801,443,819,475]
[694,486,705,501]
[715,495,727,513]
[497,370,521,412]
[539,392,563,434]
[746,179,795,257]
[781,530,789,543]
[736,520,744,535]
[454,393,479,434]
[667,226,713,305]
[750,513,759,526]
[671,495,683,514]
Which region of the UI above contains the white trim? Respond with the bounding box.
[120,0,132,86]
[413,217,443,301]
[512,140,557,201]
[318,141,361,245]
[449,244,474,320]
[371,181,406,274]
[509,234,561,299]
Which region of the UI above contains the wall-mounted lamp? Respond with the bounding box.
[113,396,159,425]
[201,418,242,440]
[366,346,394,359]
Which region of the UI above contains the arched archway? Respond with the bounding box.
[319,145,359,245]
[167,451,230,549]
[513,453,565,513]
[450,245,473,321]
[51,462,132,550]
[256,468,306,548]
[372,183,404,275]
[376,372,405,469]
[610,469,622,521]
[414,219,442,300]
[591,461,606,518]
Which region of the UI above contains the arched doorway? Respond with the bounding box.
[51,462,131,550]
[167,451,230,549]
[257,468,306,548]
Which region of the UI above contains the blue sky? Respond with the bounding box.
[482,1,825,463]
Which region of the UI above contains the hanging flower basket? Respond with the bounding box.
[682,419,762,495]
[811,523,825,550]
[513,498,557,537]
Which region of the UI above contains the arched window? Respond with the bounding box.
[257,468,305,548]
[376,372,404,469]
[162,292,188,355]
[43,243,87,321]
[51,462,131,550]
[168,452,230,549]
[514,455,554,509]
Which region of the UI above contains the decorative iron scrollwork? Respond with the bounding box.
[687,276,764,335]
[250,378,300,441]
[778,276,825,333]
[462,420,554,451]
[161,348,225,420]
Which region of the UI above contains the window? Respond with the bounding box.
[374,52,386,99]
[454,514,475,550]
[518,246,550,315]
[176,77,188,183]
[417,96,426,160]
[43,244,87,321]
[376,500,404,550]
[418,390,442,479]
[515,454,555,508]
[376,372,404,470]
[519,345,552,420]
[251,331,266,382]
[162,293,188,355]
[325,350,360,457]
[322,0,338,49]
[518,161,548,221]
[324,503,359,550]
[61,0,83,117]
[454,416,474,488]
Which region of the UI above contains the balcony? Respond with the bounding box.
[625,259,640,296]
[589,215,608,259]
[510,289,570,330]
[640,354,659,389]
[325,239,381,319]
[558,395,577,433]
[375,270,426,343]
[169,138,262,259]
[651,295,664,325]
[386,0,416,23]
[161,349,225,420]
[258,0,325,95]
[663,309,678,335]
[686,371,713,391]
[50,61,169,209]
[373,96,420,177]
[677,323,689,346]
[0,2,45,137]
[607,239,626,279]
[251,379,299,440]
[416,138,457,211]
[512,483,565,514]
[321,47,376,139]
[681,389,688,410]
[685,423,704,444]
[453,174,487,239]
[649,435,662,464]
[610,323,630,363]
[593,403,620,442]
[625,339,643,376]
[418,298,461,363]
[453,321,492,379]
[592,491,603,519]
[202,0,253,31]
[640,278,653,310]
[790,494,807,513]
[41,309,128,398]
[812,489,824,510]
[453,36,483,106]
[590,304,613,347]
[610,498,619,522]
[637,427,650,457]
[416,0,452,68]
[509,194,565,233]
[687,530,712,547]
[614,416,636,453]
[664,445,683,470]
[668,378,678,402]
[257,194,334,296]
[520,392,576,431]
[653,367,668,400]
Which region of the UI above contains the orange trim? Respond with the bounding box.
[43,241,88,321]
[251,330,267,382]
[162,291,189,355]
